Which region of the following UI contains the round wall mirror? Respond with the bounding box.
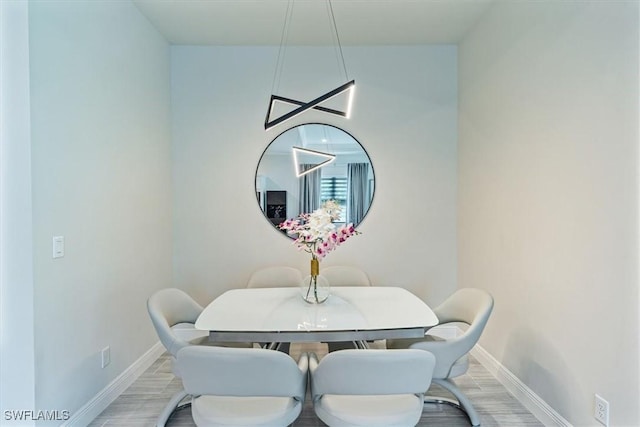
[256,123,374,232]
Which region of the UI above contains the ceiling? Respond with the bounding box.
[133,0,495,45]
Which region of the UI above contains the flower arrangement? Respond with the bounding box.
[278,200,361,260]
[279,200,361,303]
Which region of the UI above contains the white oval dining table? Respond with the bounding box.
[195,286,438,345]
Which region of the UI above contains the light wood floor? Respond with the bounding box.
[88,343,544,427]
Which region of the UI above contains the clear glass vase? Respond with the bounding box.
[301,258,330,304]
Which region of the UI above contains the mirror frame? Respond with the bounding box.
[255,123,375,235]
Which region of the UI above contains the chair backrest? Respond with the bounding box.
[321,265,371,287]
[177,345,308,403]
[147,288,204,357]
[413,288,493,378]
[310,349,435,398]
[247,266,302,288]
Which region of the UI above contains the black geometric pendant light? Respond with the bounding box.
[264,0,355,131]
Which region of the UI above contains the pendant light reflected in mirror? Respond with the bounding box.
[292,146,336,178]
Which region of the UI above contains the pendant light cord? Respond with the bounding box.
[271,0,350,95]
[272,0,294,95]
[327,0,349,81]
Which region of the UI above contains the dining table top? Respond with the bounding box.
[195,286,438,343]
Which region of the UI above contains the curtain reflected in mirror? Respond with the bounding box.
[347,163,368,225]
[298,164,321,214]
[256,124,375,234]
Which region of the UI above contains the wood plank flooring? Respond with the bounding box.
[88,343,544,427]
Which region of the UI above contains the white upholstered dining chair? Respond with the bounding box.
[309,349,436,427]
[147,288,250,427]
[176,345,309,427]
[246,266,302,288]
[321,265,371,287]
[386,288,494,426]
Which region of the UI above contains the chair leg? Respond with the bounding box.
[426,378,481,426]
[156,389,189,427]
[327,341,360,352]
[264,342,291,354]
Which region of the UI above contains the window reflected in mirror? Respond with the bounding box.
[256,124,374,233]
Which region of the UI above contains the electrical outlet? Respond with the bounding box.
[594,394,609,426]
[101,346,110,368]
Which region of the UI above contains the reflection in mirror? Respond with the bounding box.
[256,124,374,231]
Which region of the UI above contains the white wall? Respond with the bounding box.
[458,2,639,425]
[171,45,458,305]
[28,1,172,421]
[1,1,36,424]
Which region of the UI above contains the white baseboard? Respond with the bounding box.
[62,342,164,427]
[470,341,572,427]
[435,326,571,426]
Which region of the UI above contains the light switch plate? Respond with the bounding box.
[53,236,64,259]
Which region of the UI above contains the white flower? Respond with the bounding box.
[322,200,342,221]
[307,208,334,240]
